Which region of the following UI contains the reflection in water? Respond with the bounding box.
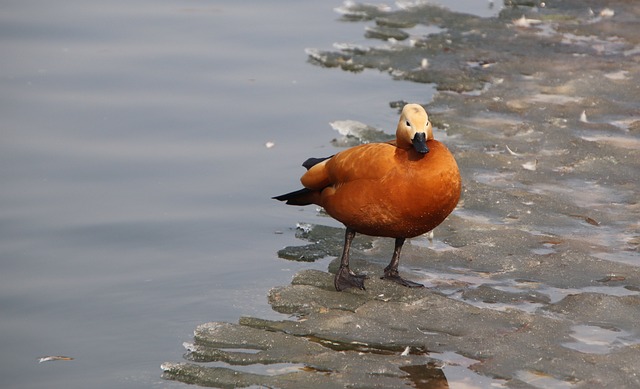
[400,363,449,389]
[516,370,577,389]
[563,324,640,354]
[427,351,508,388]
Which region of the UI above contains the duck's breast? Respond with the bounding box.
[321,140,460,238]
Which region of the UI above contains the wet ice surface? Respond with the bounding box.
[164,0,640,388]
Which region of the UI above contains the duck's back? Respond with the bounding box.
[319,140,460,238]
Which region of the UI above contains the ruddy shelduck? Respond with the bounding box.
[274,104,461,291]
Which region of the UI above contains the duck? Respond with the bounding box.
[274,104,461,291]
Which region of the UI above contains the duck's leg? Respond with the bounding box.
[334,227,367,291]
[381,238,424,288]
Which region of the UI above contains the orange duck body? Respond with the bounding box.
[304,140,460,238]
[275,104,461,291]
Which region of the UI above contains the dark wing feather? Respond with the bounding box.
[302,155,333,170]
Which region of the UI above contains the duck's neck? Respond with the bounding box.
[395,129,414,150]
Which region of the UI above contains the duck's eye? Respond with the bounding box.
[405,120,411,127]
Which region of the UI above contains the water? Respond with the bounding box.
[0,1,504,388]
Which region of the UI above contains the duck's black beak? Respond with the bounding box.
[412,132,429,154]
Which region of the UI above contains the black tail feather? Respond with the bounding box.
[272,188,314,205]
[274,156,332,205]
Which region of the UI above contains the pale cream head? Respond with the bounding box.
[396,103,433,152]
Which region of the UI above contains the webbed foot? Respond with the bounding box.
[334,266,368,291]
[381,269,424,288]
